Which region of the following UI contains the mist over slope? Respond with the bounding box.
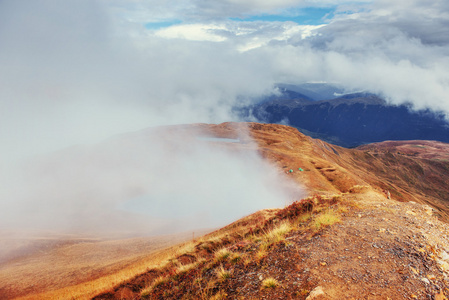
[0,123,302,239]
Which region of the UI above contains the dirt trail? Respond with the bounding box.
[295,190,449,299]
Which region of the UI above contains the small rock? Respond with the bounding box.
[422,205,434,216]
[427,274,436,281]
[439,250,449,261]
[437,260,449,272]
[379,228,386,233]
[410,267,419,275]
[306,286,325,300]
[420,277,430,285]
[406,210,416,216]
[259,275,263,280]
[417,248,426,253]
[320,262,327,266]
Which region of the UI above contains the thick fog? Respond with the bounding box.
[1,0,449,238]
[0,126,301,237]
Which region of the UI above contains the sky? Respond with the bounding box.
[1,0,449,161]
[1,0,449,237]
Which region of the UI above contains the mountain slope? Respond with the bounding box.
[87,122,449,300]
[4,122,449,299]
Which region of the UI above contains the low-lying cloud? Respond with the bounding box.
[0,126,302,237]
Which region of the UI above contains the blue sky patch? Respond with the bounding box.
[145,20,182,30]
[231,7,335,25]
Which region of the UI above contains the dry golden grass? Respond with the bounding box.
[295,212,312,225]
[314,209,341,229]
[229,252,243,264]
[261,277,279,289]
[349,185,371,194]
[255,247,268,262]
[215,265,231,281]
[214,248,232,262]
[264,220,293,246]
[209,290,227,300]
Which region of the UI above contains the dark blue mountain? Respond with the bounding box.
[240,90,449,148]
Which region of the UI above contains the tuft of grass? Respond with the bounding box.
[261,277,279,289]
[314,209,341,229]
[175,260,202,276]
[214,248,232,262]
[349,185,370,194]
[230,252,242,264]
[141,275,169,297]
[380,207,396,213]
[265,221,293,245]
[177,243,196,255]
[215,265,231,281]
[338,206,349,214]
[294,212,312,226]
[209,290,227,300]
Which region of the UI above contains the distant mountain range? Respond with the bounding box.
[240,83,449,147]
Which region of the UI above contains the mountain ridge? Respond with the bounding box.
[243,88,449,148]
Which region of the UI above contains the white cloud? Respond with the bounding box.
[0,126,302,237]
[152,21,324,50]
[155,23,227,41]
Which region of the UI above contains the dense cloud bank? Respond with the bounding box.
[1,0,448,236]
